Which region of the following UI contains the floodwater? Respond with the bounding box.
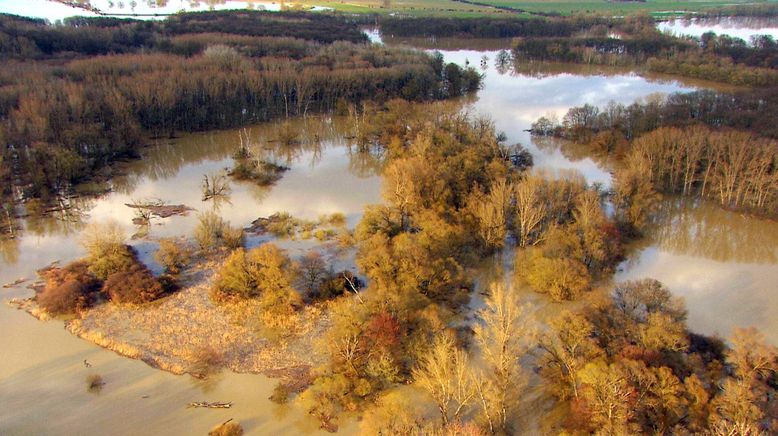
[657,16,778,42]
[0,0,330,21]
[2,25,778,434]
[0,117,373,435]
[436,44,778,345]
[616,199,778,344]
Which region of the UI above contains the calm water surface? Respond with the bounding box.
[1,30,778,434]
[657,16,778,42]
[0,117,373,435]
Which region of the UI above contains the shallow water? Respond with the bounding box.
[616,199,778,344]
[657,16,778,43]
[0,117,374,435]
[2,30,778,434]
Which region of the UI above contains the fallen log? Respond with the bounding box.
[187,401,233,409]
[125,202,193,219]
[3,277,27,288]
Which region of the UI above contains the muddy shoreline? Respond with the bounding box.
[7,256,326,391]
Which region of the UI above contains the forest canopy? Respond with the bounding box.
[0,11,481,209]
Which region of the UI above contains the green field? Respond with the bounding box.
[301,0,776,17]
[468,0,774,16]
[307,0,513,17]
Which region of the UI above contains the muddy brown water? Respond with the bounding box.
[2,31,777,434]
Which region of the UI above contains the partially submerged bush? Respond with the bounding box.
[102,253,166,305]
[222,225,244,250]
[86,374,105,393]
[195,210,225,250]
[37,261,102,315]
[319,212,346,227]
[264,212,299,238]
[270,382,291,404]
[231,156,288,185]
[154,238,191,274]
[195,210,244,251]
[208,420,243,436]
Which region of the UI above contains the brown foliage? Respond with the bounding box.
[37,261,101,315]
[154,238,191,275]
[208,420,243,436]
[365,311,402,351]
[102,258,165,305]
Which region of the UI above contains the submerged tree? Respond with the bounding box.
[413,333,476,427]
[473,283,530,434]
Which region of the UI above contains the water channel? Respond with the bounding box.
[1,20,777,435]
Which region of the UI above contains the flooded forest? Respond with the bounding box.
[1,3,777,436]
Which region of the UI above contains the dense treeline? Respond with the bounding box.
[0,12,480,215]
[514,34,691,63]
[512,172,624,302]
[532,91,778,219]
[380,15,614,38]
[379,13,778,87]
[532,88,778,140]
[510,15,778,87]
[539,279,778,435]
[618,126,778,214]
[0,10,366,59]
[701,32,778,68]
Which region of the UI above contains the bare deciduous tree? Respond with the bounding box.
[413,334,476,427]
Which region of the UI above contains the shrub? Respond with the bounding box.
[265,212,298,238]
[88,243,136,281]
[314,228,335,241]
[211,244,302,323]
[319,212,346,227]
[86,374,105,393]
[102,255,165,304]
[187,346,224,379]
[316,270,363,301]
[211,249,255,301]
[195,210,225,250]
[296,251,328,298]
[154,238,191,274]
[203,44,243,69]
[80,221,134,280]
[195,210,243,250]
[270,382,291,404]
[37,261,102,315]
[81,220,125,255]
[201,172,231,201]
[222,225,244,250]
[208,420,243,436]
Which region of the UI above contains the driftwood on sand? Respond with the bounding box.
[187,401,233,409]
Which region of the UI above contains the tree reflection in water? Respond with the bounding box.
[647,198,778,264]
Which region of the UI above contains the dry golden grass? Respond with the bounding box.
[53,256,331,378]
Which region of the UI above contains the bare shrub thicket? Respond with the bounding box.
[37,261,101,315]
